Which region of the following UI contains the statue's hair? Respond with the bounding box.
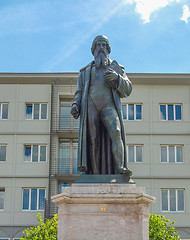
[91,35,111,55]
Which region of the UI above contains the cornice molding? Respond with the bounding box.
[0,72,190,85]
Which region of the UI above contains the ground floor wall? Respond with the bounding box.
[0,226,28,239]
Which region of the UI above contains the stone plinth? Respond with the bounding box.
[52,183,155,240]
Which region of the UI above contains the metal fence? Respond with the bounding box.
[51,158,81,175]
[52,115,80,132]
[44,198,58,220]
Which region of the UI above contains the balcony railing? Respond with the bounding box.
[53,115,79,132]
[51,158,81,176]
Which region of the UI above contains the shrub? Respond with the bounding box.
[21,213,58,240]
[149,213,181,240]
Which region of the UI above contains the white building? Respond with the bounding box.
[0,73,190,239]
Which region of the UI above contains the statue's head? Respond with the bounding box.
[91,35,111,56]
[91,35,111,68]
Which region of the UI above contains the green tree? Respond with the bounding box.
[21,213,58,240]
[149,213,181,240]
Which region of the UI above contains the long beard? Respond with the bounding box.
[94,51,109,69]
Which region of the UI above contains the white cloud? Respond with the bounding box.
[180,4,190,23]
[124,0,181,23]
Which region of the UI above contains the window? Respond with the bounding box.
[0,188,5,210]
[24,145,47,162]
[26,103,47,120]
[127,145,143,162]
[161,145,183,163]
[58,183,70,193]
[0,103,8,120]
[0,145,6,162]
[60,99,79,130]
[161,189,184,212]
[59,139,80,174]
[23,188,45,210]
[160,104,182,120]
[122,104,142,120]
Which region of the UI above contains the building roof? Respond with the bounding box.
[0,72,190,85]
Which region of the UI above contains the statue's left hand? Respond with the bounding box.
[104,68,119,88]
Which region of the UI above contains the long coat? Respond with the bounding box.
[72,60,132,173]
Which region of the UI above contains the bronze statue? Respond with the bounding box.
[71,35,132,175]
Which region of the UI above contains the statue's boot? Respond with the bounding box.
[111,137,124,173]
[111,137,132,176]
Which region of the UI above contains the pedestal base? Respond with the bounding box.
[52,183,155,240]
[74,174,135,183]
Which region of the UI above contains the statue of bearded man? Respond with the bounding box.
[71,35,132,175]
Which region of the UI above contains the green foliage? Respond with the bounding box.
[21,213,58,240]
[149,214,181,240]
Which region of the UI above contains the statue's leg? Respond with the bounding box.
[87,99,100,174]
[101,102,124,174]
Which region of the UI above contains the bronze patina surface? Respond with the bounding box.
[71,35,132,175]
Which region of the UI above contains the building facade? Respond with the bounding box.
[0,73,190,239]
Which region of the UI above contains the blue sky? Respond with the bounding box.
[0,0,190,73]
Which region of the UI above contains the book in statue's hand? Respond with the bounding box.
[109,60,123,76]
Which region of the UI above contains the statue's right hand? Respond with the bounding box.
[71,104,80,119]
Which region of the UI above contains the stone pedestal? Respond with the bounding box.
[52,183,155,240]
